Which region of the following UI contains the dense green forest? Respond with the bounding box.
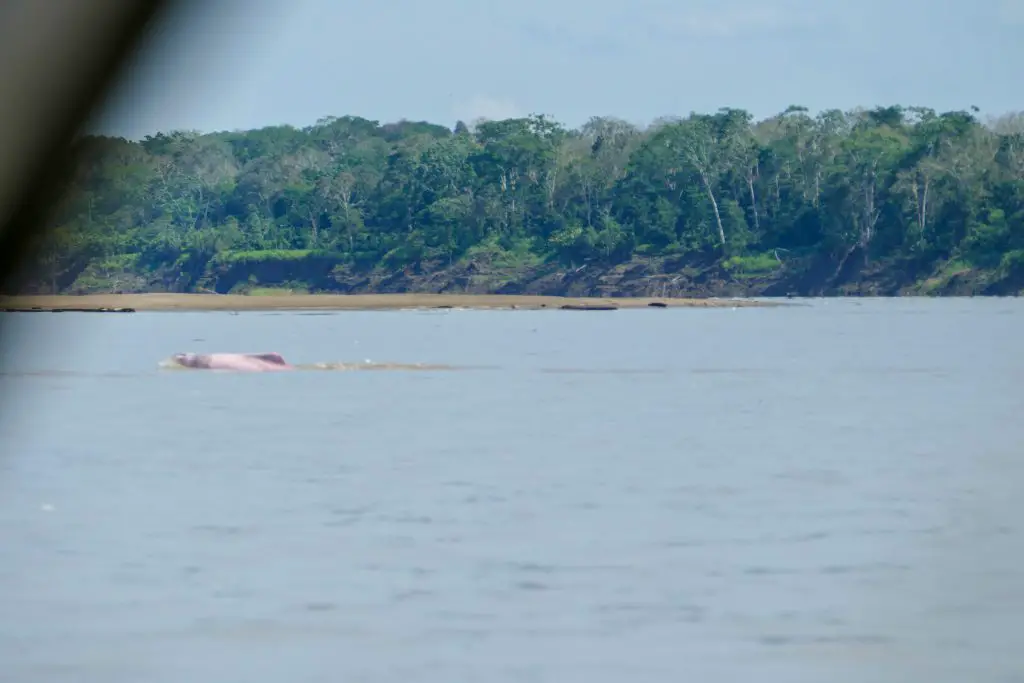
[28,105,1024,297]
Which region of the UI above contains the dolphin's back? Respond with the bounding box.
[167,352,294,371]
[249,352,288,366]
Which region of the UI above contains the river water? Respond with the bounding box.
[0,298,1022,683]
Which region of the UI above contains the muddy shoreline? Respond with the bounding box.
[0,293,779,312]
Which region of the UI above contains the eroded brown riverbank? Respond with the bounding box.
[0,293,777,312]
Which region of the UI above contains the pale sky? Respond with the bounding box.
[93,0,1024,139]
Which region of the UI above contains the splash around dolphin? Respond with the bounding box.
[165,352,295,372]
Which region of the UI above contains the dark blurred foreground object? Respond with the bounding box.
[0,0,175,295]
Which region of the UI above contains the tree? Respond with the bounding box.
[31,103,1024,296]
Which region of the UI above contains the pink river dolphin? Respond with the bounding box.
[170,352,295,372]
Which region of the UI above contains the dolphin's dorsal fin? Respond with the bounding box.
[250,352,287,365]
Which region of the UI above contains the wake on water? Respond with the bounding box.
[157,357,469,372]
[156,358,668,375]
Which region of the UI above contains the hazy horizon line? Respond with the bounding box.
[89,103,1021,142]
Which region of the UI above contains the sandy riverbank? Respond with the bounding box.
[0,293,778,312]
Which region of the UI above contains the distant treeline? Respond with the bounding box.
[32,104,1024,293]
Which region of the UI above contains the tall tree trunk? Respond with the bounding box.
[747,174,760,232]
[701,171,726,247]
